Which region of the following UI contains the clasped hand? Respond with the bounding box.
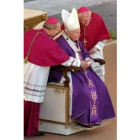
[80,60,92,69]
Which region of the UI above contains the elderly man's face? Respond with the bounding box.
[67,28,81,41]
[79,12,91,27]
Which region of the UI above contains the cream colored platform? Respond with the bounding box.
[39,84,85,135]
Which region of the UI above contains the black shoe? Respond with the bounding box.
[85,125,93,128]
[84,124,100,128]
[34,131,45,136]
[93,123,100,126]
[77,122,93,128]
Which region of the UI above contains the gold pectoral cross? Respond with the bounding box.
[83,39,87,46]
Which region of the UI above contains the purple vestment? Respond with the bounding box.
[48,35,115,125]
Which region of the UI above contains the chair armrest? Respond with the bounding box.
[51,66,80,87]
[51,65,80,71]
[93,58,105,65]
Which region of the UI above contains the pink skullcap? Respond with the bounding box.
[78,7,90,13]
[46,17,59,24]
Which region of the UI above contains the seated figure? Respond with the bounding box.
[48,8,115,127]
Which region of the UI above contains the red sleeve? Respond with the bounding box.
[25,32,70,66]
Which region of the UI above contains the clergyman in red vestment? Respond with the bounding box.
[78,6,110,81]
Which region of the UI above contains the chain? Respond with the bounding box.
[24,31,47,64]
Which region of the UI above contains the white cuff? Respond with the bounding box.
[94,40,106,51]
[61,56,81,67]
[85,57,93,62]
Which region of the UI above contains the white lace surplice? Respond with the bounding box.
[24,62,50,103]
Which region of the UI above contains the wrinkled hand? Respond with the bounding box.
[89,47,98,54]
[85,59,92,67]
[80,60,92,69]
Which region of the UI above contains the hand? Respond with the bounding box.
[85,59,92,67]
[89,47,98,54]
[80,60,92,69]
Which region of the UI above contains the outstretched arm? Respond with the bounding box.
[89,40,106,54]
[61,56,91,68]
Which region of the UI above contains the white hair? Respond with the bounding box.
[78,11,91,18]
